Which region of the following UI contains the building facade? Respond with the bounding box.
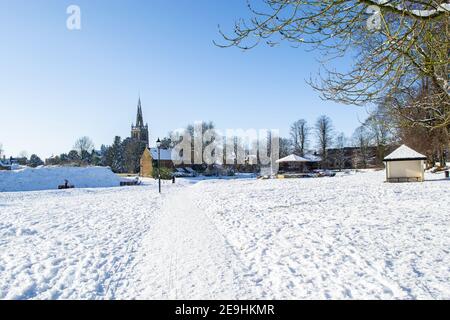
[140,148,153,177]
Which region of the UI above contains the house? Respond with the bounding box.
[140,147,179,177]
[149,148,176,169]
[327,146,381,169]
[139,148,154,177]
[0,156,25,170]
[384,145,427,182]
[0,160,11,171]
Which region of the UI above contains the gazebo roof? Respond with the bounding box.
[276,154,310,163]
[384,145,427,161]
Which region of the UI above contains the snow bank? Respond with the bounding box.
[0,166,121,192]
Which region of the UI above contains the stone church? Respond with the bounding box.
[131,98,176,177]
[131,98,149,147]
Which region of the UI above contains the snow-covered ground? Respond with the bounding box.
[0,171,449,299]
[0,166,121,192]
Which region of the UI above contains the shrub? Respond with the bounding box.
[152,167,173,180]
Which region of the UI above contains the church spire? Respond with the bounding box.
[136,97,144,127]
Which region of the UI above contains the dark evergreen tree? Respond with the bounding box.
[68,150,81,163]
[60,153,69,163]
[159,137,173,149]
[99,145,110,167]
[90,150,102,166]
[45,155,61,166]
[109,136,124,173]
[80,149,92,165]
[28,154,44,167]
[122,138,146,174]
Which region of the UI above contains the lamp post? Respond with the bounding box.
[156,138,161,193]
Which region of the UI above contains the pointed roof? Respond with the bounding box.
[136,98,144,127]
[276,154,309,163]
[384,145,427,161]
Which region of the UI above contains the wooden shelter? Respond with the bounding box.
[384,145,427,182]
[276,154,321,174]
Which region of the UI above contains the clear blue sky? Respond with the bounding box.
[0,0,367,158]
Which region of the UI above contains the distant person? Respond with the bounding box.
[172,176,176,184]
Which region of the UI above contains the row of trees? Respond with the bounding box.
[165,119,384,170]
[43,136,147,174]
[219,0,450,166]
[283,103,448,169]
[4,108,446,172]
[1,143,46,168]
[281,114,394,168]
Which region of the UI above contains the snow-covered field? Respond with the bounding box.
[0,171,449,299]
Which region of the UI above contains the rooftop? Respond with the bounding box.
[276,154,322,163]
[149,148,182,162]
[384,145,427,161]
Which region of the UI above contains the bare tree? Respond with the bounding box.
[315,115,334,166]
[335,133,347,171]
[364,103,395,164]
[279,137,293,158]
[74,136,94,155]
[0,143,3,159]
[353,126,371,168]
[218,0,450,129]
[290,119,309,156]
[18,151,28,159]
[397,116,449,167]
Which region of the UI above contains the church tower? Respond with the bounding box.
[131,98,149,146]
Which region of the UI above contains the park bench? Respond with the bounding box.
[120,178,142,186]
[58,180,75,189]
[387,177,421,183]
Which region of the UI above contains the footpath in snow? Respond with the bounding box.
[115,186,253,299]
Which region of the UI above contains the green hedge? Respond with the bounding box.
[152,167,173,180]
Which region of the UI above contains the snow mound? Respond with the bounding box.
[0,166,121,192]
